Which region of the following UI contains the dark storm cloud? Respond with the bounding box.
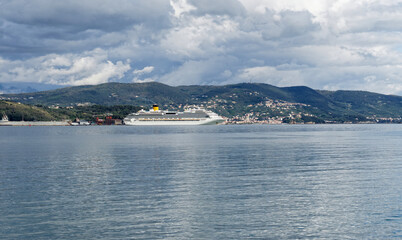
[0,0,172,32]
[0,0,172,58]
[187,0,246,17]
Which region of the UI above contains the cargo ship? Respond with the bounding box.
[124,105,225,125]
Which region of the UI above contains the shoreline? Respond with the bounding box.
[0,121,70,126]
[1,121,401,126]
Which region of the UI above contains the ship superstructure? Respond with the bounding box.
[124,105,225,125]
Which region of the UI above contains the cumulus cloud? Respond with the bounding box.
[160,15,239,60]
[133,66,155,75]
[1,0,402,95]
[170,0,196,18]
[0,49,131,86]
[132,66,155,83]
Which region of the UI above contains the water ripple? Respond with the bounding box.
[0,125,401,239]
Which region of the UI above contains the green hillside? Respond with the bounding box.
[0,101,67,121]
[0,100,142,122]
[319,90,402,117]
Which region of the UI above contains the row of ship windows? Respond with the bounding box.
[136,118,203,121]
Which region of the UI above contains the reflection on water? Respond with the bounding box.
[0,125,401,239]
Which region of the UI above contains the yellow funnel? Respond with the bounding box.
[153,104,159,111]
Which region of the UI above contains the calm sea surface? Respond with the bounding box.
[0,125,401,239]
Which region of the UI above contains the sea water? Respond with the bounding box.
[0,125,401,239]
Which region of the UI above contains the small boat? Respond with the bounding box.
[1,112,9,121]
[0,112,11,126]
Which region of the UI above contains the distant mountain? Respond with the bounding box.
[0,82,62,94]
[1,82,402,122]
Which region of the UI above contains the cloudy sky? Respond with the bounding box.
[1,0,402,95]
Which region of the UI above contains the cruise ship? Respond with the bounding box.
[124,105,225,125]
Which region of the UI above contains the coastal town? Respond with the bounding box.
[2,97,402,125]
